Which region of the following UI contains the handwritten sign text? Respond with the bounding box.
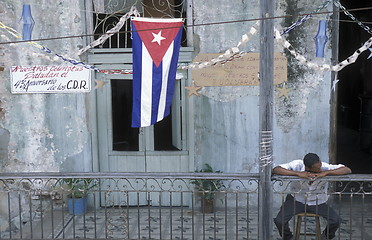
[11,65,91,94]
[192,53,287,86]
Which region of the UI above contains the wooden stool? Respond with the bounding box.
[294,213,322,240]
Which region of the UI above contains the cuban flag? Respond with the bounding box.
[131,17,183,128]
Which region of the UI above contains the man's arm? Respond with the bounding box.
[316,166,352,178]
[272,166,310,179]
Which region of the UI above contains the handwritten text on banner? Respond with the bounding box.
[11,65,91,93]
[192,53,287,86]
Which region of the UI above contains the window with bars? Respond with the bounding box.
[92,0,188,48]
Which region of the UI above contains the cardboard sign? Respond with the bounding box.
[11,65,91,93]
[192,53,287,86]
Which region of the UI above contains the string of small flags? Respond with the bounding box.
[179,0,331,70]
[274,29,372,72]
[179,21,259,70]
[0,21,133,74]
[0,0,370,75]
[334,0,372,35]
[280,0,331,35]
[274,0,372,72]
[77,6,140,55]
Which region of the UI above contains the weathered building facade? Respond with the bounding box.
[0,0,353,181]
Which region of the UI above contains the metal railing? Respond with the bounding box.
[0,173,370,239]
[272,175,372,240]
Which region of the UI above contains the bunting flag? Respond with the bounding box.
[131,17,183,128]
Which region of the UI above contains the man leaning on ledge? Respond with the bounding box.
[272,153,352,240]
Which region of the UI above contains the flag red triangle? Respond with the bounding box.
[132,19,183,67]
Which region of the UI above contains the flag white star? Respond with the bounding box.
[152,31,166,45]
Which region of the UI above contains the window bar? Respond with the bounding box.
[337,193,341,240]
[137,191,140,240]
[288,193,293,240]
[181,192,184,240]
[116,28,120,48]
[93,192,97,239]
[304,195,308,239]
[170,191,173,240]
[213,200,217,240]
[350,194,353,239]
[246,192,250,240]
[124,23,129,48]
[225,192,228,240]
[27,191,32,239]
[83,198,87,239]
[7,192,11,239]
[327,196,331,239]
[126,191,130,239]
[191,191,195,240]
[108,31,112,48]
[202,192,206,240]
[39,192,44,239]
[147,191,151,239]
[286,193,290,240]
[159,191,162,240]
[50,194,54,239]
[18,192,22,239]
[61,192,66,239]
[362,193,365,240]
[235,192,238,240]
[104,191,109,239]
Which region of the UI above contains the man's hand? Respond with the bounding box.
[296,171,313,180]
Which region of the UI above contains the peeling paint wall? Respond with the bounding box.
[0,0,91,173]
[192,0,335,173]
[0,0,336,174]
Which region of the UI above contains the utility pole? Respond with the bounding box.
[258,0,274,239]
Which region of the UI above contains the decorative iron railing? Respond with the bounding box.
[272,175,372,240]
[91,0,188,48]
[0,173,371,239]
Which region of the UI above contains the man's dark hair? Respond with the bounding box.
[303,153,320,168]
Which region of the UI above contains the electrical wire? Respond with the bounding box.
[0,6,372,46]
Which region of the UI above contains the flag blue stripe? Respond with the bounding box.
[131,23,142,127]
[164,28,183,117]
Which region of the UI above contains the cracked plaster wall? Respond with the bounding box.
[0,0,92,173]
[193,0,334,173]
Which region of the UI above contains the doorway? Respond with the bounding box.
[336,0,372,173]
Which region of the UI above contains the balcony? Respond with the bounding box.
[0,172,370,239]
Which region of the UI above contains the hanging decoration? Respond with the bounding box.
[99,69,132,74]
[0,0,371,83]
[182,0,330,71]
[280,0,331,36]
[0,21,132,75]
[367,48,372,59]
[185,82,202,96]
[334,0,372,35]
[77,6,140,55]
[314,20,328,58]
[21,4,35,41]
[331,78,339,93]
[94,78,105,89]
[180,21,259,70]
[275,82,292,99]
[0,21,101,72]
[275,29,372,72]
